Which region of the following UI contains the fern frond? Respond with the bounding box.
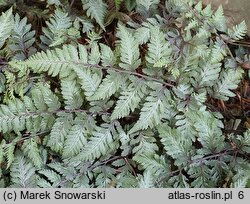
[192,61,221,87]
[194,111,224,154]
[231,170,250,188]
[228,21,247,41]
[22,137,43,168]
[111,77,147,119]
[201,3,213,17]
[37,83,61,111]
[100,43,116,66]
[131,130,158,155]
[129,90,168,133]
[0,0,14,6]
[211,68,243,100]
[116,122,131,156]
[0,98,28,133]
[136,0,160,10]
[8,14,36,60]
[90,71,125,100]
[116,170,138,187]
[135,27,150,45]
[117,24,141,70]
[134,154,168,176]
[185,19,199,31]
[73,174,90,187]
[9,44,99,79]
[61,76,83,109]
[0,94,58,134]
[138,170,155,188]
[74,16,94,33]
[210,38,227,63]
[63,124,87,158]
[228,130,250,154]
[10,44,77,78]
[38,169,61,187]
[146,26,172,67]
[10,155,36,187]
[0,140,5,164]
[29,88,56,132]
[48,162,75,179]
[212,5,226,32]
[89,42,101,64]
[74,123,119,162]
[0,8,13,49]
[168,174,190,188]
[82,0,107,30]
[46,114,73,153]
[74,66,102,98]
[37,177,52,187]
[175,110,198,141]
[4,143,15,169]
[31,87,47,111]
[0,73,5,94]
[40,8,72,47]
[196,27,211,39]
[188,164,213,187]
[94,165,116,187]
[158,124,194,166]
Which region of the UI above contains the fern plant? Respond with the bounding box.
[40,8,80,48]
[7,13,36,60]
[0,0,249,188]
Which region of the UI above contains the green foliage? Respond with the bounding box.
[10,154,37,187]
[111,76,147,119]
[7,14,36,60]
[0,8,13,49]
[117,24,141,70]
[82,0,108,30]
[146,26,172,67]
[228,20,247,41]
[114,0,122,10]
[136,0,160,10]
[22,137,43,168]
[0,0,249,188]
[211,68,243,100]
[40,8,79,48]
